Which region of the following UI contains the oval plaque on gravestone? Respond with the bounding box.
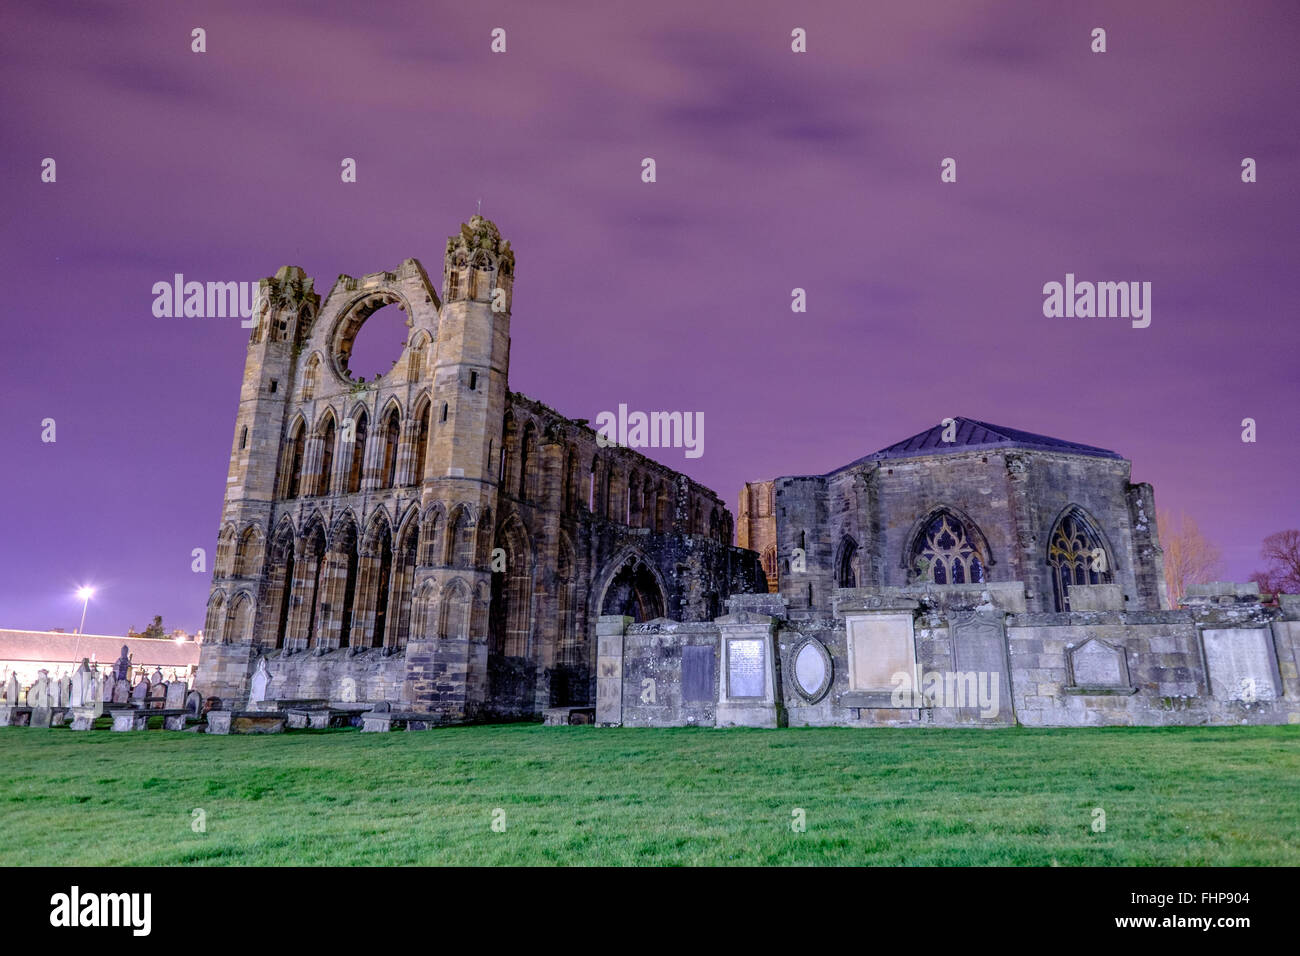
[791,638,832,702]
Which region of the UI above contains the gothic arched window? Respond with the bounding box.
[381,408,401,488]
[911,512,986,585]
[836,536,859,588]
[284,419,306,499]
[346,410,368,494]
[1047,508,1113,611]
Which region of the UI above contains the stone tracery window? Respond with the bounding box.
[1047,509,1113,611]
[911,512,986,585]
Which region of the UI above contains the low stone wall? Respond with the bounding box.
[597,584,1300,729]
[196,644,407,708]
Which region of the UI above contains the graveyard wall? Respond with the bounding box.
[600,584,1300,730]
[619,620,720,727]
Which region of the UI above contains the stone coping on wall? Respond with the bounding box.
[1007,607,1283,627]
[834,582,1027,616]
[624,618,719,636]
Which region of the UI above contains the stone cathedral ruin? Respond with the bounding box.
[193,216,1300,731]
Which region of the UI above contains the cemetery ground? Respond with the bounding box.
[1,723,1296,866]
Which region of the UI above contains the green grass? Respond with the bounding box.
[1,724,1296,865]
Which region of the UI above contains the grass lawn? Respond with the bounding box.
[1,723,1296,865]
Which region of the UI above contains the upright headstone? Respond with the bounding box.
[57,674,72,707]
[339,677,357,703]
[70,660,94,707]
[150,668,164,688]
[950,608,1012,722]
[28,670,53,727]
[184,690,202,717]
[165,681,187,710]
[131,679,150,706]
[3,673,18,705]
[112,646,131,681]
[112,678,130,704]
[248,658,272,706]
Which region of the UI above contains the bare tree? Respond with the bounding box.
[1159,510,1222,606]
[1250,529,1300,595]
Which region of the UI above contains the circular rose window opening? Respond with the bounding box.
[341,302,409,382]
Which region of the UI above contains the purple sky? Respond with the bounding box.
[2,0,1297,634]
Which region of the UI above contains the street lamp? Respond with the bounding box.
[76,587,95,635]
[72,586,95,668]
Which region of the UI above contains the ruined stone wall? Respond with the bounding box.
[198,219,766,722]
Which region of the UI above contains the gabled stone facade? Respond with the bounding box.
[738,418,1168,616]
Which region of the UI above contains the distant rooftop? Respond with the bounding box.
[0,629,201,669]
[829,417,1124,475]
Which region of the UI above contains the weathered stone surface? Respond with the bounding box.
[111,711,149,731]
[845,612,916,692]
[1068,638,1130,688]
[229,712,287,734]
[1068,584,1125,612]
[1202,627,1279,701]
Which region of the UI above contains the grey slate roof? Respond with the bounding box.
[829,417,1123,475]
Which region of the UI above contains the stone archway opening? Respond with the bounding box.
[600,557,666,622]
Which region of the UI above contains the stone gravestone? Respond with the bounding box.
[150,668,164,687]
[68,660,105,729]
[112,646,131,681]
[339,677,357,703]
[949,608,1012,722]
[248,658,273,708]
[681,645,714,703]
[727,639,765,698]
[1201,627,1280,701]
[165,681,187,710]
[58,674,72,707]
[1068,638,1131,690]
[112,678,129,703]
[131,679,150,707]
[184,690,202,717]
[28,670,53,727]
[69,660,93,707]
[0,672,26,726]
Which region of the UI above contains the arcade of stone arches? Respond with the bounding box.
[204,505,672,665]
